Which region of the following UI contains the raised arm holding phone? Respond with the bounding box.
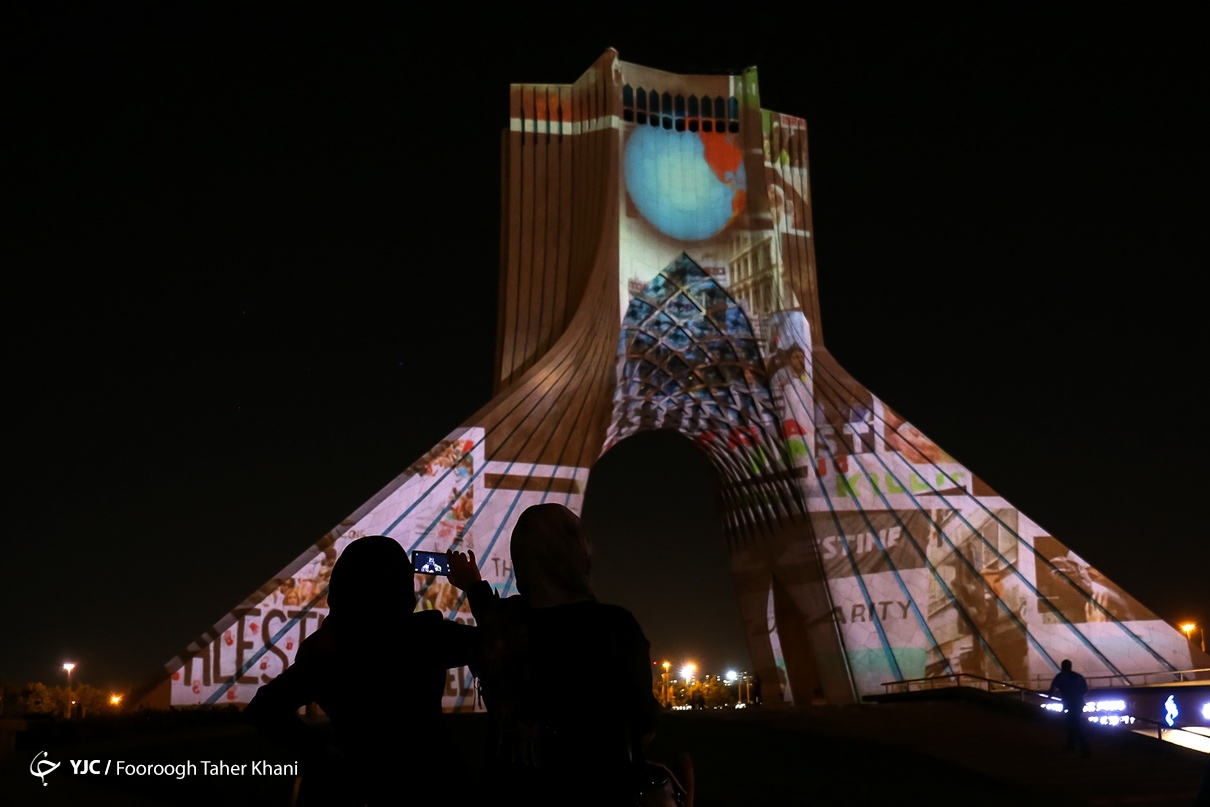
[448,504,665,806]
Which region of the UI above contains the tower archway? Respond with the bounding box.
[582,429,749,687]
[596,252,843,704]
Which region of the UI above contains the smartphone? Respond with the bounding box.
[412,550,450,577]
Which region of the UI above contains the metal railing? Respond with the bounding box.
[882,667,1210,696]
[880,672,1048,700]
[880,671,1210,748]
[1071,666,1210,689]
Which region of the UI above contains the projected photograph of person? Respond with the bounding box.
[407,438,475,479]
[1034,535,1151,624]
[926,510,1028,681]
[268,545,337,610]
[764,113,808,170]
[418,578,472,615]
[765,178,810,233]
[883,406,952,464]
[766,310,813,470]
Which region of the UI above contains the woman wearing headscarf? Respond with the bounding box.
[448,503,662,806]
[245,535,479,806]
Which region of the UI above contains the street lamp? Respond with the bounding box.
[62,663,76,719]
[1180,622,1206,653]
[725,670,744,707]
[681,663,697,708]
[661,661,671,707]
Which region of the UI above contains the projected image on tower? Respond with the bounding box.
[617,70,809,364]
[157,51,1205,714]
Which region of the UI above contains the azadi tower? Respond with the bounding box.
[147,50,1203,708]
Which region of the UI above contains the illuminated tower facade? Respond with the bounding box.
[152,50,1202,708]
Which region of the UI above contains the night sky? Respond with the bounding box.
[6,4,1207,694]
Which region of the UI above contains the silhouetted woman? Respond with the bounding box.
[448,503,662,806]
[246,535,478,806]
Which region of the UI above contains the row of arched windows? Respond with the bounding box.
[622,85,740,133]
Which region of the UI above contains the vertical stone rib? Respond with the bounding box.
[494,129,511,394]
[496,85,525,391]
[513,86,537,385]
[520,88,548,379]
[535,85,561,362]
[551,85,573,336]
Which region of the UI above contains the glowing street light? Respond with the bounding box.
[679,663,698,709]
[661,661,671,707]
[725,670,748,706]
[725,670,752,705]
[1181,622,1206,653]
[62,662,76,719]
[109,694,123,707]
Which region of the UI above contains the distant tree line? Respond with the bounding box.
[657,675,751,709]
[0,681,116,718]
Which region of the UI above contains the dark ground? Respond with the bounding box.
[3,698,1207,806]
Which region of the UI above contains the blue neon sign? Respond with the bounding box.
[1163,695,1179,727]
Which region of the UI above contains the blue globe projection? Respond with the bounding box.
[623,125,748,242]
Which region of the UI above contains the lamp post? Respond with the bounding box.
[725,670,744,706]
[661,661,671,707]
[62,663,75,719]
[681,663,696,708]
[1181,622,1206,653]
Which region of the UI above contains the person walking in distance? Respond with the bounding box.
[1048,659,1090,757]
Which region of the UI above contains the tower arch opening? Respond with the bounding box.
[581,429,753,686]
